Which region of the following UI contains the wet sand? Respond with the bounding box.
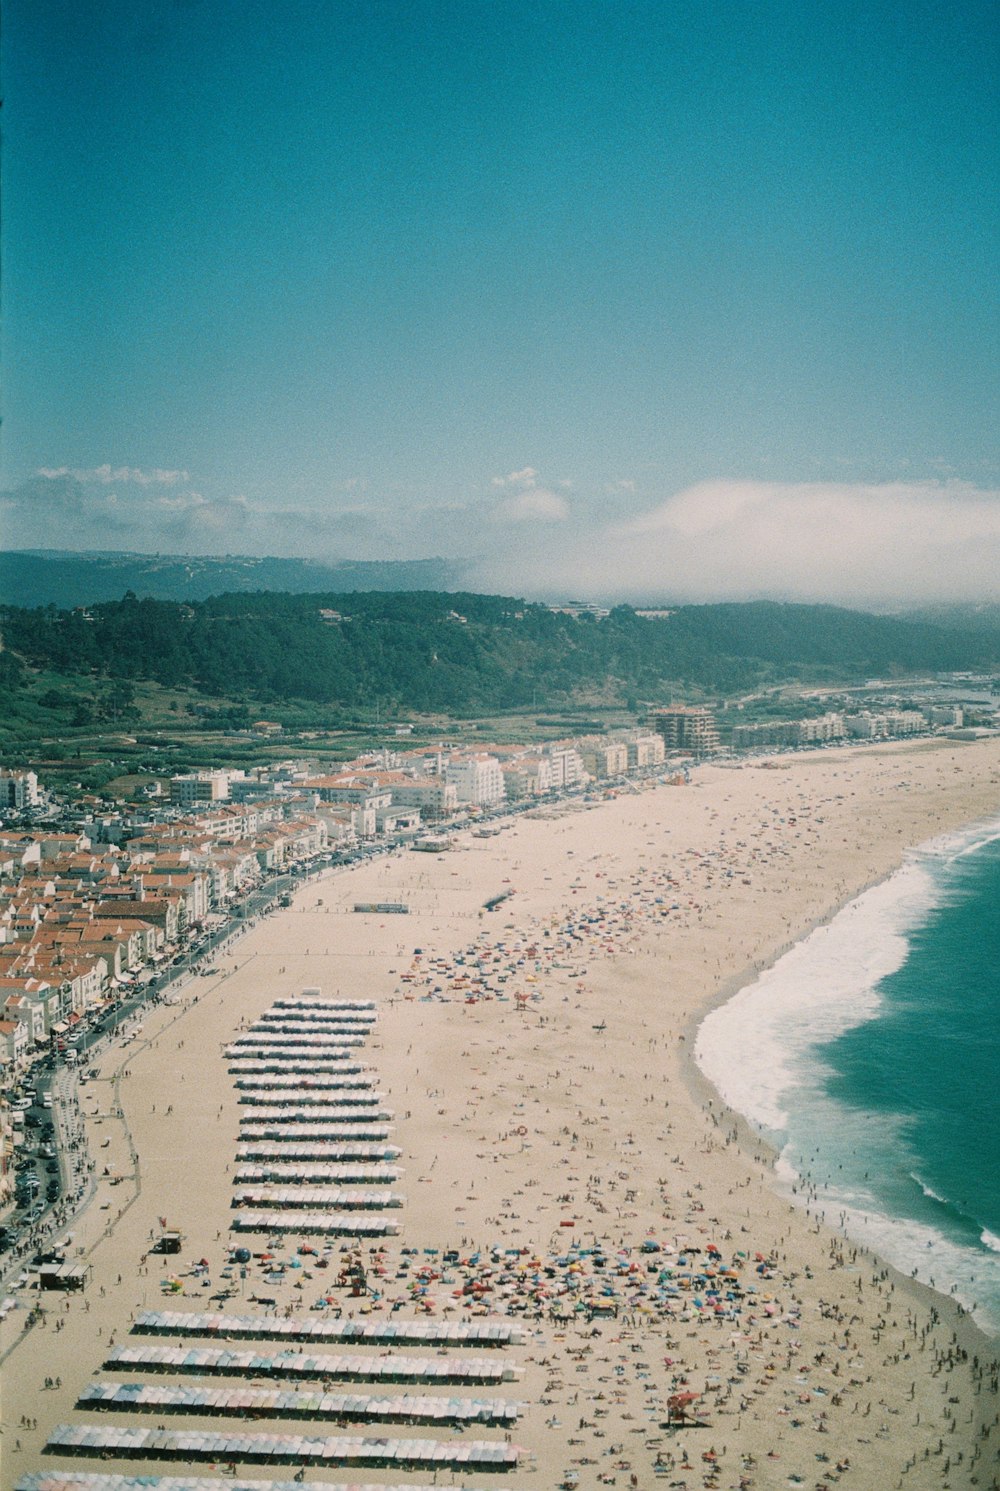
[3,735,999,1491]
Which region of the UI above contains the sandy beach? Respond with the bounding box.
[3,735,999,1491]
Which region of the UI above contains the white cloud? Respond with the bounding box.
[492,486,571,524]
[483,465,572,524]
[1,470,401,560]
[8,467,999,606]
[491,466,538,489]
[37,464,190,487]
[469,478,1000,605]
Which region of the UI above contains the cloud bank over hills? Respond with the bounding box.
[467,477,1000,607]
[3,467,998,608]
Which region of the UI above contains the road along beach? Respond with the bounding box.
[3,735,999,1491]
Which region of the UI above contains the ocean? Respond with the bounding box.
[694,814,1000,1338]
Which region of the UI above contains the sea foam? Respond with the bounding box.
[694,860,938,1134]
[695,813,1000,1338]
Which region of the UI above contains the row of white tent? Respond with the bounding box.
[228,1035,366,1049]
[227,1047,366,1062]
[237,1093,384,1108]
[231,1000,397,1234]
[235,1142,400,1163]
[238,1126,393,1143]
[20,1475,529,1491]
[133,1311,525,1347]
[233,1165,400,1186]
[262,1004,376,1018]
[79,1382,521,1425]
[105,1344,519,1385]
[228,1052,368,1068]
[236,1103,390,1121]
[250,1025,375,1037]
[233,1074,376,1090]
[228,1060,365,1075]
[231,1188,404,1210]
[44,997,528,1486]
[251,1019,374,1031]
[230,1211,399,1237]
[43,1425,521,1469]
[272,999,376,1012]
[237,1107,393,1125]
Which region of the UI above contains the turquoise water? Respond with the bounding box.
[695,817,1000,1337]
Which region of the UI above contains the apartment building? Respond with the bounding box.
[446,754,506,807]
[626,733,666,769]
[169,772,232,806]
[798,712,847,745]
[648,705,721,755]
[844,709,926,739]
[545,744,588,789]
[580,740,629,779]
[387,777,458,820]
[0,769,40,810]
[500,755,553,801]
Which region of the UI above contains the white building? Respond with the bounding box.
[389,778,458,819]
[169,772,231,806]
[446,754,506,807]
[845,710,926,739]
[0,769,40,810]
[545,745,588,790]
[798,712,846,745]
[501,755,553,800]
[927,705,963,728]
[626,733,666,769]
[580,741,628,779]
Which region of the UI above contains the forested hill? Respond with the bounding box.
[0,549,457,609]
[2,592,996,715]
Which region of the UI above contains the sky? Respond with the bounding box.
[1,0,998,605]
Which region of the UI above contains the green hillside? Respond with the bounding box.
[2,591,996,721]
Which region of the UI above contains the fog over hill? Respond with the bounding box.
[3,474,999,612]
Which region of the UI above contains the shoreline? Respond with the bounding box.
[679,843,998,1358]
[3,734,1000,1491]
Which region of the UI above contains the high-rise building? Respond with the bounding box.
[445,754,506,807]
[648,705,720,755]
[0,769,40,809]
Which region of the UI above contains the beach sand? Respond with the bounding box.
[3,736,999,1491]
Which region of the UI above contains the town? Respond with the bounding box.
[0,684,989,1114]
[0,665,994,1253]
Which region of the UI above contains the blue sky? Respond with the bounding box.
[2,0,998,602]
